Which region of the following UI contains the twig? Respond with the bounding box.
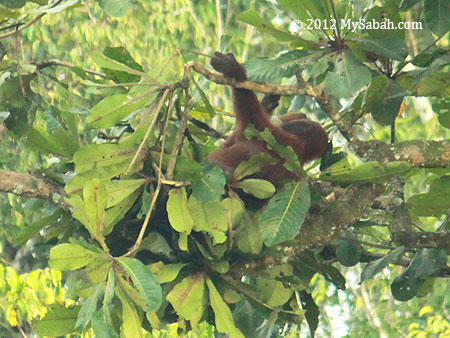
[35,59,107,78]
[122,94,172,257]
[166,64,195,179]
[124,89,169,176]
[0,0,64,39]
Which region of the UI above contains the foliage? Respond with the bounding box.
[0,0,449,337]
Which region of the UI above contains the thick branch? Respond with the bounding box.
[0,169,69,210]
[293,183,385,252]
[390,204,450,249]
[355,139,450,168]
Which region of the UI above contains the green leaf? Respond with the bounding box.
[49,244,98,271]
[256,277,293,307]
[357,36,408,61]
[13,208,63,247]
[91,311,119,338]
[73,144,137,173]
[336,239,362,267]
[320,161,412,183]
[391,274,425,301]
[105,179,145,208]
[206,278,245,338]
[76,282,104,329]
[167,188,194,233]
[407,248,447,279]
[98,0,133,17]
[236,224,263,254]
[416,70,450,97]
[32,304,80,337]
[234,152,277,180]
[193,79,215,117]
[173,156,203,181]
[299,291,319,338]
[255,128,301,175]
[424,0,450,36]
[237,10,318,48]
[363,76,406,125]
[87,94,149,128]
[27,125,78,157]
[188,197,228,244]
[234,179,276,199]
[103,46,144,83]
[407,175,450,216]
[244,50,309,83]
[104,189,141,235]
[433,98,450,129]
[360,247,406,282]
[191,164,226,202]
[140,232,173,257]
[92,51,144,76]
[150,263,188,284]
[103,268,116,323]
[259,181,310,247]
[166,273,207,327]
[115,287,143,338]
[83,178,108,239]
[324,50,371,98]
[118,257,162,312]
[0,0,25,9]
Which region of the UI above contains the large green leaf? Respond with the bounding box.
[191,164,226,202]
[73,144,136,173]
[361,247,406,282]
[407,175,450,216]
[234,179,275,199]
[406,248,447,279]
[357,36,408,61]
[188,197,228,244]
[324,50,371,98]
[98,0,133,17]
[256,277,293,307]
[149,262,188,284]
[167,188,194,233]
[102,46,144,83]
[104,189,141,235]
[237,10,318,48]
[27,125,78,157]
[244,50,309,83]
[118,257,162,312]
[206,278,245,338]
[166,273,207,327]
[83,178,108,238]
[13,208,63,247]
[32,304,80,337]
[104,179,145,208]
[363,75,407,125]
[75,283,104,329]
[49,243,99,271]
[87,93,150,128]
[259,181,310,247]
[416,70,450,97]
[115,287,144,338]
[424,0,450,36]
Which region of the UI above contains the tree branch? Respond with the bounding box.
[293,183,385,252]
[355,139,450,168]
[0,169,69,210]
